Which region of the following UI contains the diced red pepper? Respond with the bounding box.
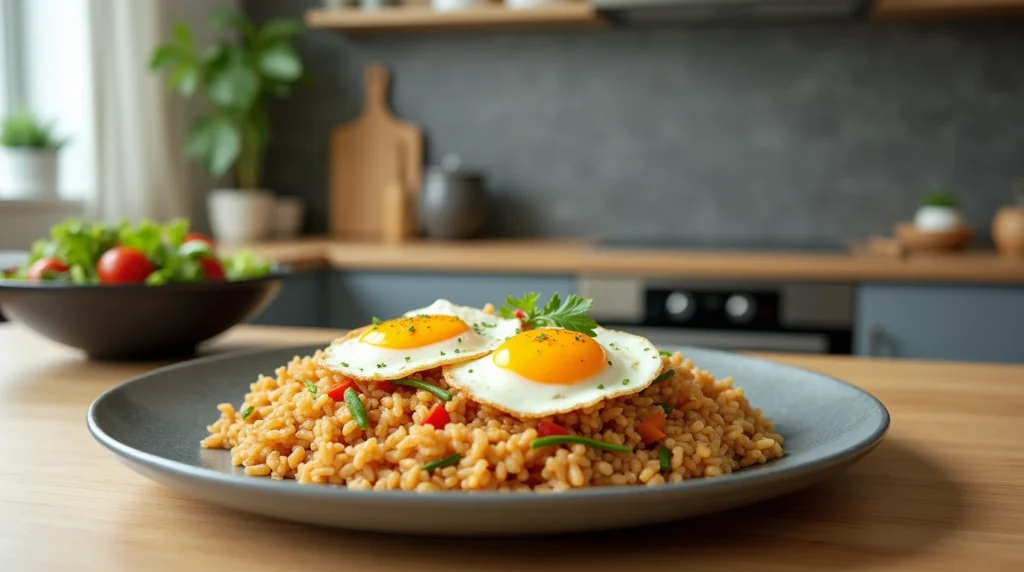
[421,403,450,429]
[376,380,394,393]
[537,421,570,437]
[327,380,358,401]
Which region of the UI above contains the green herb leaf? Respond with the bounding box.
[652,369,675,384]
[302,378,318,398]
[404,357,411,362]
[622,379,630,385]
[241,406,255,419]
[659,350,672,357]
[340,361,349,367]
[422,453,462,472]
[500,292,599,337]
[597,384,604,389]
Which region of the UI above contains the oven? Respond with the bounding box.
[577,275,854,354]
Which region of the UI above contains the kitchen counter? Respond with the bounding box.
[2,323,1023,571]
[239,237,1024,284]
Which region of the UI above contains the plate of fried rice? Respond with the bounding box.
[88,296,888,536]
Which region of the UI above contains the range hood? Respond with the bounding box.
[591,0,868,24]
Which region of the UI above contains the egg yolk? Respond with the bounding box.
[492,328,606,385]
[360,315,469,349]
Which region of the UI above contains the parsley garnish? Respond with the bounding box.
[535,333,548,341]
[622,378,630,385]
[440,351,446,356]
[376,363,386,368]
[303,379,318,398]
[340,361,349,367]
[499,292,599,337]
[454,348,461,354]
[643,347,650,351]
[468,369,474,373]
[408,325,416,333]
[371,316,380,328]
[241,406,254,419]
[457,337,462,343]
[659,350,672,356]
[607,360,612,366]
[404,356,411,362]
[597,384,604,389]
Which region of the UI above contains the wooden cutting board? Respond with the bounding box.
[329,64,423,239]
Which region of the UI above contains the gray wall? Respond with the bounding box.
[245,0,1024,245]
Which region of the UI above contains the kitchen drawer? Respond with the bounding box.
[855,284,1024,364]
[327,271,575,328]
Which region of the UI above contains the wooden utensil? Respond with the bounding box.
[329,64,423,239]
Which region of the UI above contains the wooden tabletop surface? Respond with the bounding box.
[2,323,1023,571]
[233,237,1024,284]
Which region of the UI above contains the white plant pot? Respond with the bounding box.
[272,196,305,239]
[432,0,489,11]
[914,206,963,232]
[0,148,59,199]
[207,189,274,245]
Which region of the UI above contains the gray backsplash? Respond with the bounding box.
[245,0,1024,244]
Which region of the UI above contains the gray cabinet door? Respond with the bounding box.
[328,271,575,328]
[856,284,1024,364]
[251,271,328,328]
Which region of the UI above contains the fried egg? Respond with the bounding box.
[320,299,520,381]
[442,326,663,418]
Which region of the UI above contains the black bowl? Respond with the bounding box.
[0,273,284,360]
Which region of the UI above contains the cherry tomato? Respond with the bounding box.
[421,403,451,429]
[537,421,570,437]
[183,232,215,247]
[198,257,225,281]
[96,246,155,284]
[26,257,69,281]
[326,380,358,402]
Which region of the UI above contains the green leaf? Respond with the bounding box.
[170,65,199,97]
[258,19,302,44]
[179,240,213,259]
[185,117,241,176]
[208,61,259,112]
[149,44,185,70]
[174,23,195,51]
[257,43,302,81]
[199,44,226,65]
[532,294,598,337]
[542,292,561,316]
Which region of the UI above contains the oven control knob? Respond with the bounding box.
[725,294,756,323]
[665,292,695,321]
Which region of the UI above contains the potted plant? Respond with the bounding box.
[914,188,964,232]
[150,12,306,243]
[0,110,67,200]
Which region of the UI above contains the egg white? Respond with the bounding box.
[442,327,664,418]
[320,299,520,382]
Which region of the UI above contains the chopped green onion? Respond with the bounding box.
[392,379,452,402]
[404,356,411,362]
[657,402,672,414]
[340,361,349,367]
[303,379,318,398]
[376,363,386,369]
[457,337,462,343]
[658,446,671,472]
[659,350,672,357]
[643,347,650,352]
[241,406,255,419]
[422,453,462,472]
[530,435,632,454]
[439,351,446,356]
[344,388,370,430]
[652,369,675,384]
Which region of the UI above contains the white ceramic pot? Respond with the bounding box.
[432,0,489,11]
[914,206,963,232]
[272,196,305,238]
[0,148,59,199]
[207,189,274,244]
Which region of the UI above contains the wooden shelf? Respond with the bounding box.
[305,3,609,33]
[871,0,1024,19]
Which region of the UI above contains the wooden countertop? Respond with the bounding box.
[2,323,1023,571]
[238,237,1024,284]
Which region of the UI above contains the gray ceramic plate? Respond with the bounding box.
[87,343,889,536]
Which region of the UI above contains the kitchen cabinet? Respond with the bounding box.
[326,271,575,328]
[855,284,1024,364]
[251,271,330,328]
[871,0,1024,19]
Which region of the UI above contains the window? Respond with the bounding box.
[0,0,95,201]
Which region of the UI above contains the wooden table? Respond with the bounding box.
[1,323,1022,571]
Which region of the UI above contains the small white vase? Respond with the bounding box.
[432,0,489,11]
[914,206,963,232]
[0,148,59,199]
[207,188,274,244]
[272,196,305,239]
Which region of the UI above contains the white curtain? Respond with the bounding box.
[87,0,188,222]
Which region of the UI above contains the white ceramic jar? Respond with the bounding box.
[913,205,963,232]
[207,189,274,244]
[0,148,59,199]
[432,0,490,11]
